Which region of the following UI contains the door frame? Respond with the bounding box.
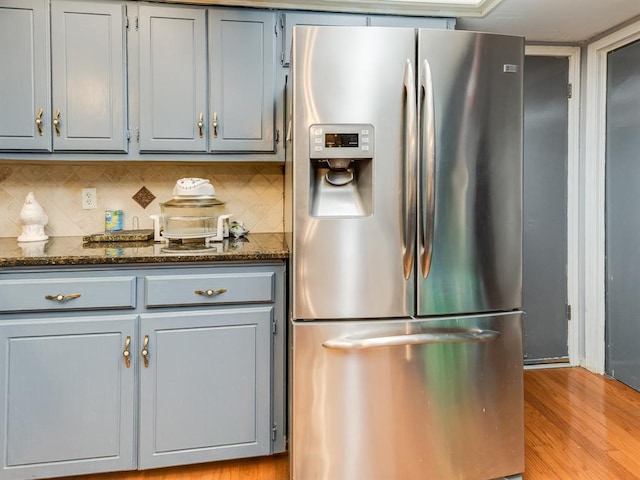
[525,45,581,366]
[584,21,640,373]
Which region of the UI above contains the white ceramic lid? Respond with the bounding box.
[172,178,215,198]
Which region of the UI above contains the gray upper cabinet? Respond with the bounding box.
[209,9,276,152]
[279,11,367,67]
[138,5,276,154]
[367,14,455,28]
[0,0,51,151]
[279,12,454,68]
[0,0,127,153]
[0,2,451,158]
[138,5,208,152]
[50,1,127,151]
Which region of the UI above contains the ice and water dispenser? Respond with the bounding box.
[308,124,374,217]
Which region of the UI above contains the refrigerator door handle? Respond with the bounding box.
[322,328,501,350]
[420,58,436,279]
[403,58,418,280]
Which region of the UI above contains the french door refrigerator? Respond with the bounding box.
[284,26,524,480]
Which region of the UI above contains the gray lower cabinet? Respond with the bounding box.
[138,307,272,469]
[0,315,137,480]
[0,263,286,480]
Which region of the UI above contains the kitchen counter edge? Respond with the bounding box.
[0,233,288,268]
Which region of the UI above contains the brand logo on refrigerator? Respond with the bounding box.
[503,64,519,73]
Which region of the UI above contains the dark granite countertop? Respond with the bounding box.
[0,233,288,268]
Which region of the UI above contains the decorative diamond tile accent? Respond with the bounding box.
[132,186,156,209]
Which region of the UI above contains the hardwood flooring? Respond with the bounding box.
[524,367,640,479]
[65,367,640,480]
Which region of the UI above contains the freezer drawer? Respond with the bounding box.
[291,312,524,480]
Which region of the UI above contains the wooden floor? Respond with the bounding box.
[67,367,640,480]
[524,366,640,479]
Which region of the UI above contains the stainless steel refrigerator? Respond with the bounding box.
[284,26,524,480]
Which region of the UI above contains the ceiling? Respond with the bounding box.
[178,0,640,43]
[457,0,640,43]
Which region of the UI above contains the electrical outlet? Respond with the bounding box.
[82,188,97,210]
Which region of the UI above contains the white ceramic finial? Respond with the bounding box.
[17,192,49,242]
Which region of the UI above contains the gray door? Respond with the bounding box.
[209,9,276,152]
[0,316,136,480]
[0,0,51,151]
[522,55,569,362]
[138,4,207,152]
[50,1,127,151]
[605,40,640,390]
[138,307,272,469]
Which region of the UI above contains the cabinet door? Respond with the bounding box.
[50,1,127,151]
[0,0,51,151]
[367,14,455,28]
[139,5,207,152]
[0,315,136,480]
[138,307,273,469]
[209,9,275,152]
[280,11,367,67]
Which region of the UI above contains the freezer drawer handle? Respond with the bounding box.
[322,328,500,350]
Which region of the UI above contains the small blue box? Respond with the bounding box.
[105,210,123,232]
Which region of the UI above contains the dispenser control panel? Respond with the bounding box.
[309,124,374,159]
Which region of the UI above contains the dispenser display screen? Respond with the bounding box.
[309,124,373,159]
[325,133,358,148]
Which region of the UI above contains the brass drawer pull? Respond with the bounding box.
[52,108,61,136]
[141,335,149,368]
[44,293,81,302]
[35,108,44,136]
[123,336,131,368]
[194,288,227,297]
[197,112,204,138]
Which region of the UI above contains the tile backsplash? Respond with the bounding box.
[0,161,283,238]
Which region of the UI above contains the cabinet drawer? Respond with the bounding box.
[0,277,136,313]
[145,272,275,307]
